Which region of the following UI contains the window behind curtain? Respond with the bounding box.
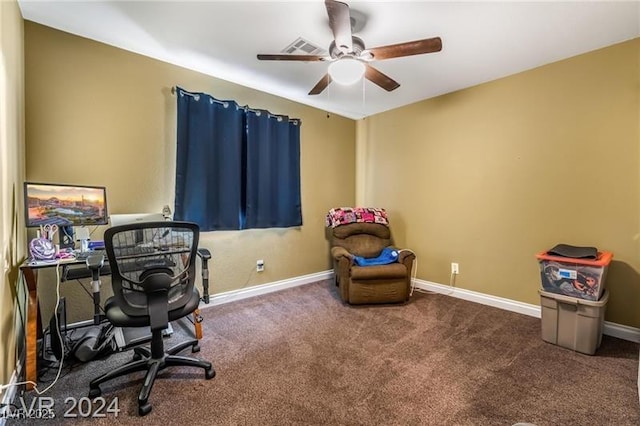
[174,87,302,231]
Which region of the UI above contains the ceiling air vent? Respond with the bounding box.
[282,37,326,55]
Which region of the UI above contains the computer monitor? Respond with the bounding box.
[24,182,108,248]
[109,213,166,245]
[109,213,165,227]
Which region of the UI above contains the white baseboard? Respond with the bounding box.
[196,272,640,343]
[413,279,541,317]
[199,270,334,309]
[413,279,640,343]
[0,349,24,426]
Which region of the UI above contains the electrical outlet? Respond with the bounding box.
[256,259,265,272]
[451,262,459,274]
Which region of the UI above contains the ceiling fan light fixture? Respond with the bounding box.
[328,57,365,85]
[257,0,441,95]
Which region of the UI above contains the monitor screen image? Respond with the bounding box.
[24,182,108,228]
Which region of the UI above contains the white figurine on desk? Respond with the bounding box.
[76,226,91,253]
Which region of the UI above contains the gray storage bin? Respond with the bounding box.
[539,289,608,355]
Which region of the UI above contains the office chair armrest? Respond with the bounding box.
[86,253,105,270]
[330,246,353,262]
[197,248,211,304]
[197,248,211,261]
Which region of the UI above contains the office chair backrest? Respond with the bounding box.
[104,221,200,321]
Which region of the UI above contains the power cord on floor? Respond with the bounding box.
[442,268,458,296]
[395,249,419,297]
[0,262,65,396]
[416,270,457,296]
[404,251,459,296]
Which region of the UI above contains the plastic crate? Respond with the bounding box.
[539,289,608,355]
[536,250,612,301]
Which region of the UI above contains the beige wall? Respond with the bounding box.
[0,0,26,388]
[360,38,640,327]
[20,22,640,330]
[24,22,356,323]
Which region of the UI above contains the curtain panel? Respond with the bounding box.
[174,87,302,231]
[245,110,302,229]
[174,89,244,230]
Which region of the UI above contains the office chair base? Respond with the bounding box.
[131,347,147,361]
[139,403,152,416]
[88,338,214,416]
[130,338,199,360]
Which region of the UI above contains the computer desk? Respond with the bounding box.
[19,249,211,391]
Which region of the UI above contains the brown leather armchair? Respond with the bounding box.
[330,222,416,304]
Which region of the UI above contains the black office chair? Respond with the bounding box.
[89,221,215,416]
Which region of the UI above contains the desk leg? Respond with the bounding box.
[21,267,40,391]
[193,309,202,340]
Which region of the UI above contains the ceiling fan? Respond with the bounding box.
[257,0,442,95]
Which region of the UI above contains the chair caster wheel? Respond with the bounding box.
[192,344,200,353]
[89,387,101,398]
[139,403,152,416]
[205,367,216,380]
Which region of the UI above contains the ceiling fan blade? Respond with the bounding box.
[325,0,352,53]
[257,54,327,62]
[368,37,442,60]
[308,74,332,95]
[365,65,400,92]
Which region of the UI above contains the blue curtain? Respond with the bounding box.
[174,87,302,231]
[174,88,244,230]
[244,111,302,229]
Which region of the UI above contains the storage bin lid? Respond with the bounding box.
[539,288,609,306]
[535,250,613,267]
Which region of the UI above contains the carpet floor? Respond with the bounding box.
[10,279,640,425]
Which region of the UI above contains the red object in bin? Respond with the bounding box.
[535,250,613,301]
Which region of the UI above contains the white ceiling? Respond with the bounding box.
[18,1,640,119]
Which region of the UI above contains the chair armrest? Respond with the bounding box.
[331,246,353,262]
[396,249,415,264]
[331,246,353,301]
[387,246,415,262]
[197,248,211,261]
[197,248,211,303]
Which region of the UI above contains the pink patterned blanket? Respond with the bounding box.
[326,207,389,228]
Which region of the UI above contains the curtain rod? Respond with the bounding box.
[171,86,301,125]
